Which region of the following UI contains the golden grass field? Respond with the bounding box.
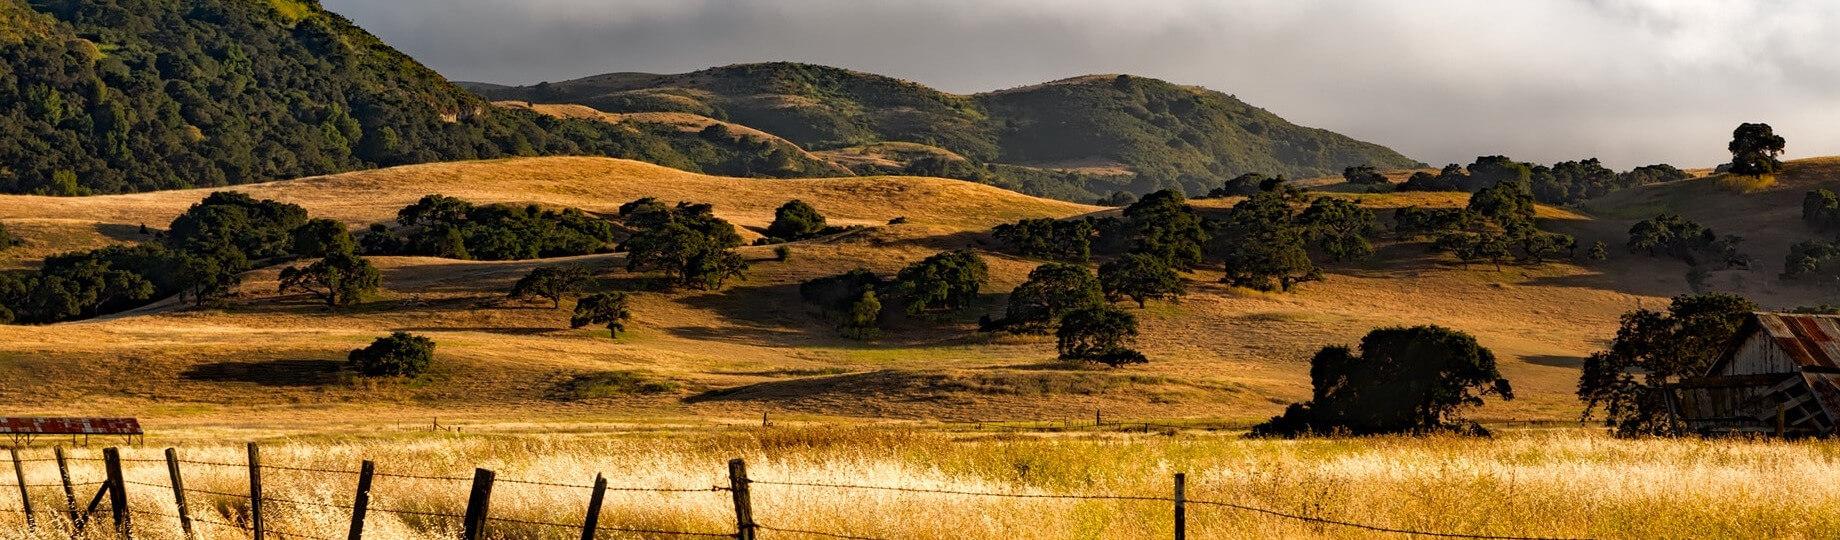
[3,156,1840,538]
[4,426,1840,539]
[6,156,1839,426]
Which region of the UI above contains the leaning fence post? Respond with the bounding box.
[101,447,130,539]
[55,447,79,532]
[348,460,374,540]
[728,458,756,540]
[462,468,496,540]
[10,447,33,532]
[580,474,607,540]
[165,448,194,539]
[247,443,264,540]
[1173,473,1186,540]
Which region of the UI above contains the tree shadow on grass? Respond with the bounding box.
[95,223,154,242]
[1522,355,1587,368]
[393,326,561,336]
[181,359,344,387]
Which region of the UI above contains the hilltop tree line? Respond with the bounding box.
[1393,156,1690,205]
[358,195,619,260]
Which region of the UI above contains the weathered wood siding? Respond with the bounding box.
[1721,332,1798,376]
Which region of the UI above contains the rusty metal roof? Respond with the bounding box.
[1708,312,1840,376]
[1753,313,1840,370]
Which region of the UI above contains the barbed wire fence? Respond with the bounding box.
[0,442,1598,540]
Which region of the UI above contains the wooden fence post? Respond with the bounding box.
[10,447,33,532]
[580,474,607,540]
[247,443,264,540]
[728,458,756,540]
[348,460,374,540]
[165,448,194,540]
[55,447,79,532]
[462,468,496,540]
[1173,473,1186,540]
[1095,409,1102,427]
[101,447,130,539]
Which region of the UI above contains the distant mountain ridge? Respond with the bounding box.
[465,63,1421,200]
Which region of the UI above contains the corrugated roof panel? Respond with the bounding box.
[1757,313,1840,369]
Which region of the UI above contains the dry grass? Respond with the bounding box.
[0,155,1701,424]
[2,426,1836,539]
[496,102,855,176]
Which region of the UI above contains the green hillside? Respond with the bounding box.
[468,63,1422,200]
[0,0,834,195]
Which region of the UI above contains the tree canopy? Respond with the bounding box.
[1254,325,1513,437]
[278,251,382,307]
[765,199,829,242]
[1123,190,1208,270]
[1578,294,1756,436]
[348,332,435,377]
[996,263,1104,334]
[1098,252,1184,308]
[1727,123,1786,177]
[1056,305,1146,367]
[619,200,748,290]
[891,250,988,314]
[510,266,592,308]
[571,292,633,340]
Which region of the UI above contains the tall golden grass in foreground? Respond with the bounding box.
[4,427,1838,539]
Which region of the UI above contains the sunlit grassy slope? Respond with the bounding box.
[8,157,1838,426]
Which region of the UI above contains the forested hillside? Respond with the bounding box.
[468,63,1422,200]
[0,0,833,195]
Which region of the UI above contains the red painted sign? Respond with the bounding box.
[0,417,142,435]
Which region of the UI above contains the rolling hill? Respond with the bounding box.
[465,63,1422,201]
[15,157,1834,426]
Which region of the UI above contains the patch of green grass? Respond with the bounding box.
[549,371,679,400]
[265,0,311,22]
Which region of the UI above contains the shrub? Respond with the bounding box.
[774,246,792,261]
[840,291,883,339]
[0,223,21,251]
[1803,189,1840,229]
[1342,165,1388,186]
[348,332,435,377]
[766,199,827,241]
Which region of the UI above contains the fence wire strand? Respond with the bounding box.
[1183,499,1586,540]
[758,523,888,540]
[18,451,1592,540]
[751,479,1169,502]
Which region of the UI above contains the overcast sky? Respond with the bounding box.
[321,0,1840,169]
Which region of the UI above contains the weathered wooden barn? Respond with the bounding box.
[1676,312,1840,437]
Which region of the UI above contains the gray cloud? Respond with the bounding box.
[321,0,1840,169]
